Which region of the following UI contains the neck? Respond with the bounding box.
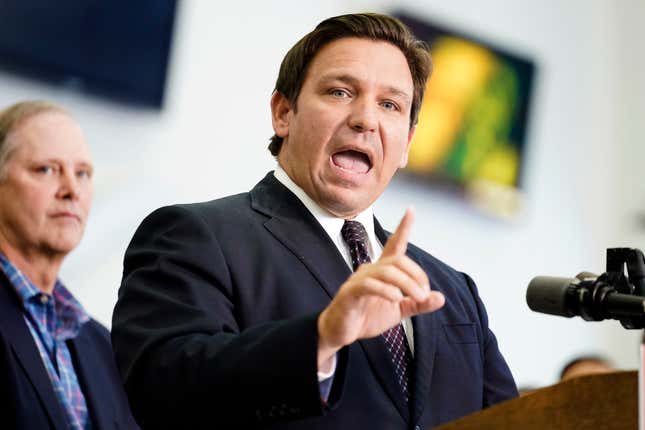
[274,162,369,220]
[0,243,62,295]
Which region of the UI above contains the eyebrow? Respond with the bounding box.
[77,162,94,172]
[319,73,412,103]
[38,158,94,171]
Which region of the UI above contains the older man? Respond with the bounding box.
[113,13,517,430]
[0,101,138,429]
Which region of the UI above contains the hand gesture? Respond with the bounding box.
[317,208,445,368]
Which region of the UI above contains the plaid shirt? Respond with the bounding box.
[0,253,92,430]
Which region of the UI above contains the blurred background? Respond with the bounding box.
[0,0,643,390]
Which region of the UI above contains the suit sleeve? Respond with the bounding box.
[0,332,18,430]
[111,205,333,428]
[462,273,519,406]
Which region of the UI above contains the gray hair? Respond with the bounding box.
[0,100,67,179]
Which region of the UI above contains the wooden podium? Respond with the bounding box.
[434,371,637,430]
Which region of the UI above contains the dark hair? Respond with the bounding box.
[268,13,432,156]
[559,355,612,381]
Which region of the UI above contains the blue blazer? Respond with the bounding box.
[112,172,517,429]
[0,273,139,429]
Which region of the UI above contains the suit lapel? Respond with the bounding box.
[251,173,351,300]
[410,310,437,423]
[0,276,69,428]
[251,174,416,422]
[357,336,410,421]
[69,332,111,430]
[404,236,439,424]
[375,219,438,423]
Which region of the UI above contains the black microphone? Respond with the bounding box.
[526,275,645,321]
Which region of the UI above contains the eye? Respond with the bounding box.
[76,169,92,180]
[35,165,57,175]
[381,100,400,111]
[329,88,350,98]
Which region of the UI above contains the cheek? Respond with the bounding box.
[29,194,61,225]
[8,196,45,233]
[81,193,93,216]
[307,108,342,143]
[19,190,48,215]
[381,133,410,168]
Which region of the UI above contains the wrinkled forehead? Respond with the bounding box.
[8,111,92,162]
[305,38,414,91]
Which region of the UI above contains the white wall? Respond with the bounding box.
[368,0,642,388]
[617,0,645,250]
[0,0,642,389]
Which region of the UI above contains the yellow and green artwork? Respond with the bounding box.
[396,13,536,218]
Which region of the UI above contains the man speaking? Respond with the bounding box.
[113,13,517,429]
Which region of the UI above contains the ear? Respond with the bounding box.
[270,91,293,139]
[398,125,416,168]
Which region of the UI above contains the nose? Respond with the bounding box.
[348,98,377,133]
[57,170,81,201]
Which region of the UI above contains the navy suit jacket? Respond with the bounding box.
[0,272,139,429]
[112,172,517,429]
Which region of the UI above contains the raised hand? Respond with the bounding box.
[317,208,445,369]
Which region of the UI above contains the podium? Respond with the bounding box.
[434,371,637,430]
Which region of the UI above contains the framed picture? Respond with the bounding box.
[396,12,536,219]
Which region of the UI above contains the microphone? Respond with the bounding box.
[526,275,645,321]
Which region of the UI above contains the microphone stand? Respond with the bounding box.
[601,249,645,430]
[638,330,645,430]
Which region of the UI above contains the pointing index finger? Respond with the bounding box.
[382,207,414,258]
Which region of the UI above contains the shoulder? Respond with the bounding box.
[404,240,472,292]
[78,319,111,345]
[407,242,462,278]
[132,172,290,242]
[122,193,266,286]
[70,319,119,365]
[144,192,252,227]
[129,193,255,245]
[404,241,487,321]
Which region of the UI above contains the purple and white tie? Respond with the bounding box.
[341,220,413,402]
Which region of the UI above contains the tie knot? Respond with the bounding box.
[341,220,369,245]
[341,220,371,271]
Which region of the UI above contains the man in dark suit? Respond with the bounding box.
[112,13,518,429]
[0,101,138,429]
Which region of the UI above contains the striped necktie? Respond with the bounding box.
[341,220,413,402]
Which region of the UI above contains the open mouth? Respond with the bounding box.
[331,149,372,174]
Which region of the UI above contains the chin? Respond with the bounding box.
[322,194,371,218]
[46,237,82,255]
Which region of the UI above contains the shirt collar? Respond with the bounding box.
[0,252,40,302]
[273,164,379,253]
[0,252,89,337]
